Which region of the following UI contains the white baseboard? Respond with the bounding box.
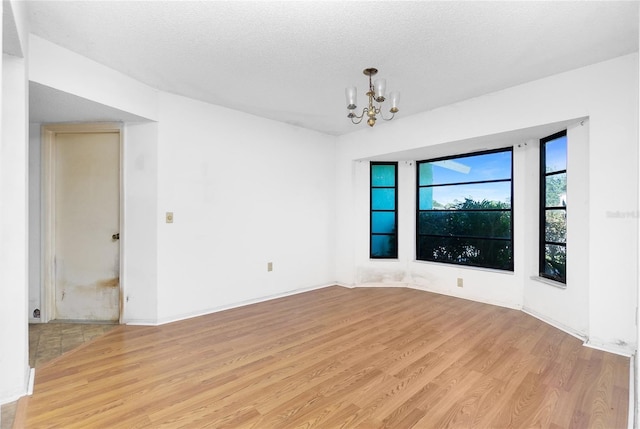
[123,319,158,326]
[27,368,35,395]
[354,285,635,358]
[521,306,587,342]
[353,281,407,289]
[523,306,635,357]
[584,338,635,357]
[123,282,636,359]
[352,282,521,311]
[127,282,339,327]
[334,281,355,288]
[628,354,635,429]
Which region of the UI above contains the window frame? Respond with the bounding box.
[415,147,514,271]
[539,130,567,284]
[370,162,398,259]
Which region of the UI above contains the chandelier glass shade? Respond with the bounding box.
[345,68,399,127]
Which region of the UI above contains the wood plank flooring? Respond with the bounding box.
[14,286,629,428]
[1,322,118,429]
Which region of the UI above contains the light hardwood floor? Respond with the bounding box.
[14,286,629,428]
[1,323,118,429]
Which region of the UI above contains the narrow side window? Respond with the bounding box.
[540,130,567,283]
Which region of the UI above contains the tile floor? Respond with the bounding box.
[1,322,118,429]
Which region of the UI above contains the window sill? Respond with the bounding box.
[530,275,567,289]
[413,259,514,275]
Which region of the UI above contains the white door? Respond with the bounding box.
[54,131,120,321]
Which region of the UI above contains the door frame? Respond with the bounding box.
[41,123,124,324]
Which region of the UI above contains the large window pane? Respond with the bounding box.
[417,235,512,270]
[418,151,512,186]
[418,211,511,239]
[545,209,566,243]
[545,173,566,207]
[371,188,395,210]
[417,148,513,271]
[371,164,396,187]
[372,212,396,234]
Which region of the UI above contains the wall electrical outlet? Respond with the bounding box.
[166,212,174,223]
[267,262,273,272]
[457,278,464,287]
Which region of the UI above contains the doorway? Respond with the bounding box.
[42,124,122,323]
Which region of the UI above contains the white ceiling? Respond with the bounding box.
[26,1,638,135]
[3,0,22,56]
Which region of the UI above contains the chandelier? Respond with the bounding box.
[345,68,400,127]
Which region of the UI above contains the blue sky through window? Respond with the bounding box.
[419,151,512,207]
[545,135,567,172]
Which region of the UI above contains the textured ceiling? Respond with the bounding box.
[27,1,638,135]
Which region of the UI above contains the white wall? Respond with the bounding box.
[523,122,590,338]
[637,13,640,424]
[336,53,638,354]
[28,35,158,122]
[27,123,163,323]
[26,37,161,324]
[122,122,159,324]
[0,0,30,405]
[155,93,336,323]
[26,37,338,327]
[28,123,40,321]
[584,59,638,352]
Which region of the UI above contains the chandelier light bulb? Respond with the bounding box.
[373,79,386,101]
[345,86,357,110]
[389,91,400,113]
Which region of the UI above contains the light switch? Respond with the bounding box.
[166,212,174,223]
